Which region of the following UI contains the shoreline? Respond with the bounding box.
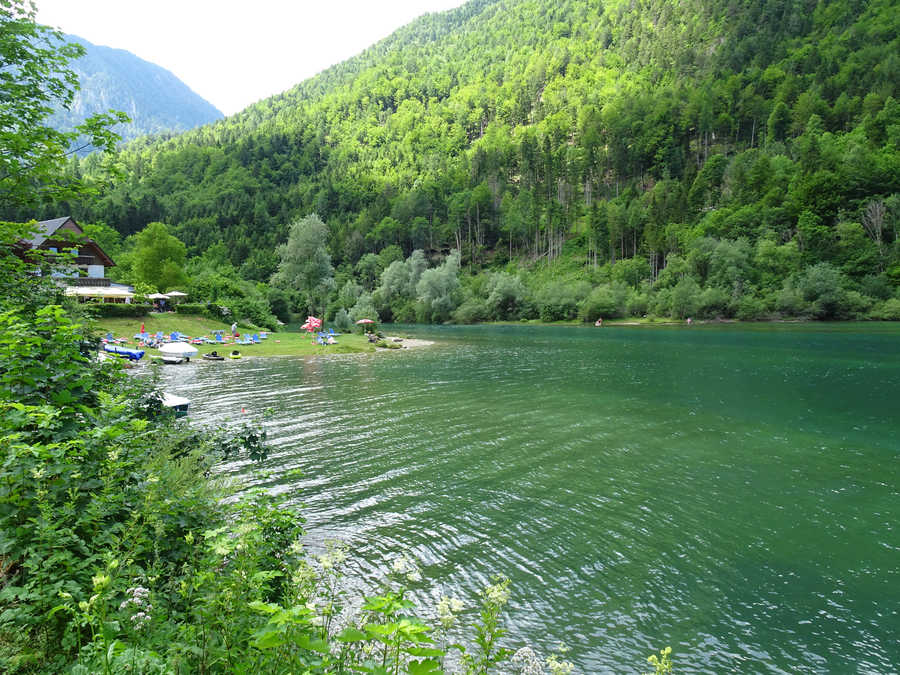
[95,314,897,363]
[377,336,435,349]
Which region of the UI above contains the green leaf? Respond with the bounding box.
[251,569,284,584]
[248,600,281,615]
[251,627,286,650]
[403,647,444,658]
[107,639,125,663]
[355,664,391,675]
[335,626,368,642]
[364,622,398,636]
[405,659,443,675]
[295,634,330,654]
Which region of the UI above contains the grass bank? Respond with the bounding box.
[94,313,375,356]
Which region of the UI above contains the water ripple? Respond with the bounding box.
[159,324,900,673]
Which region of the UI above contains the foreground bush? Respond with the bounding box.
[0,234,668,673]
[0,304,588,674]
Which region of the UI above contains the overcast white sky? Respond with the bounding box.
[35,1,466,116]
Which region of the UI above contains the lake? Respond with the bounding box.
[159,323,900,673]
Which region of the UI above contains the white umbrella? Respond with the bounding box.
[65,286,134,299]
[147,293,169,299]
[159,342,198,358]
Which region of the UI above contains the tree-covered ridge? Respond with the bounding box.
[30,0,899,321]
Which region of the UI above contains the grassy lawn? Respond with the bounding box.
[94,313,375,356]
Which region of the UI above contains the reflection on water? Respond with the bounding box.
[159,323,900,672]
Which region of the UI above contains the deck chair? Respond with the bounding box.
[251,333,260,343]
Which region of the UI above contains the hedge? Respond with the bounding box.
[175,302,229,321]
[89,303,153,318]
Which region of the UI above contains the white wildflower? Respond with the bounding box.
[437,596,458,629]
[130,610,151,630]
[484,578,510,606]
[120,586,153,631]
[547,653,574,675]
[436,595,464,629]
[546,644,574,675]
[512,646,545,675]
[318,540,348,571]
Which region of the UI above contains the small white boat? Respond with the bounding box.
[150,354,185,365]
[159,342,199,361]
[162,393,190,418]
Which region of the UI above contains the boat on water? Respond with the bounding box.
[102,344,145,361]
[228,350,242,359]
[150,354,185,365]
[159,342,198,362]
[162,393,190,418]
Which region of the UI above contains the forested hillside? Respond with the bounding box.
[46,34,223,148]
[32,0,900,322]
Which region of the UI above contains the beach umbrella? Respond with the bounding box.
[165,290,188,305]
[355,318,375,324]
[159,342,198,358]
[302,315,322,332]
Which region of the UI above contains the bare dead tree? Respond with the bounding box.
[862,200,886,271]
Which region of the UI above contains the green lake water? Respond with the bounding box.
[160,323,899,672]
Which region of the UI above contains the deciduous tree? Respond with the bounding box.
[132,221,188,291]
[0,0,127,208]
[272,213,335,315]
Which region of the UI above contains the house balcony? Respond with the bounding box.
[67,277,111,287]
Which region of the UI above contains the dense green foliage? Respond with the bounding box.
[2,218,593,675]
[11,0,900,323]
[0,8,673,670]
[0,1,126,209]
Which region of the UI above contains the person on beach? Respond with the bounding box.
[595,317,603,326]
[231,322,237,336]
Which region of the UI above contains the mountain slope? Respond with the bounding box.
[69,0,899,290]
[49,34,223,147]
